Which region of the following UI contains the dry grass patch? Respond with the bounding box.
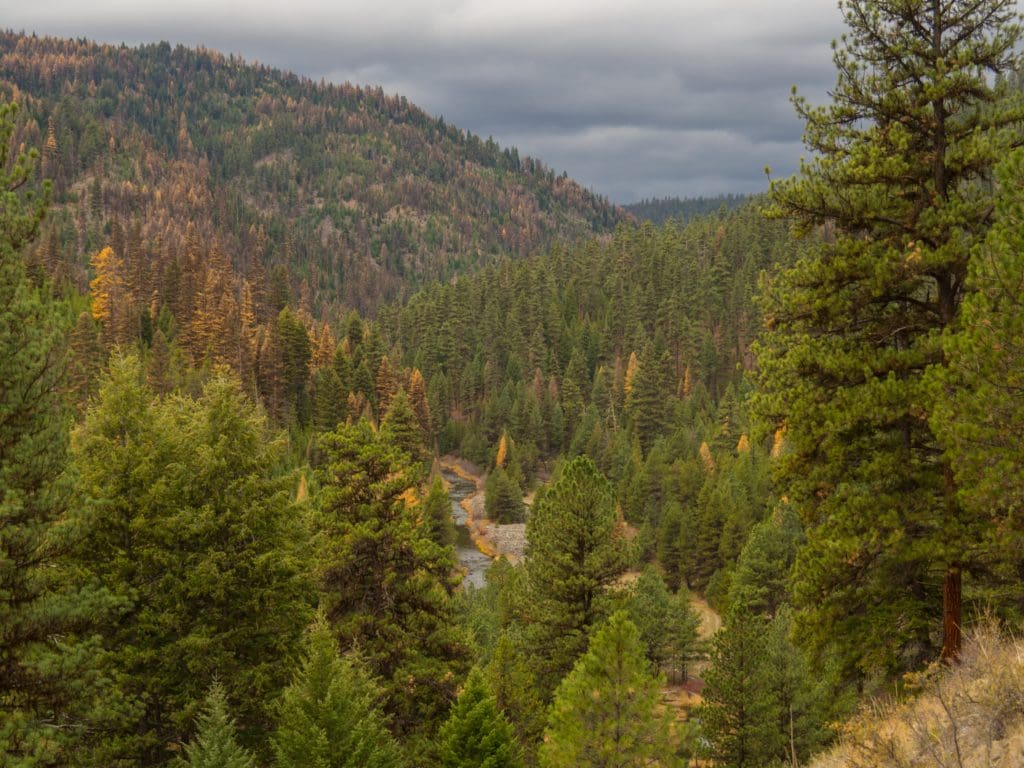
[812,625,1024,768]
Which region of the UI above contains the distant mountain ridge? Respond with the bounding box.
[0,32,624,313]
[624,194,750,225]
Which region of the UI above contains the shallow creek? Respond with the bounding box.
[441,470,492,589]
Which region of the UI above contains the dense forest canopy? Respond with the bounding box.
[5,1,1024,767]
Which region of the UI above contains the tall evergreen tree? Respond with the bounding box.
[625,343,671,453]
[698,606,834,768]
[485,632,546,767]
[727,506,803,619]
[71,358,312,764]
[664,588,702,683]
[625,566,673,668]
[423,474,456,548]
[657,501,686,590]
[757,0,1024,674]
[314,419,471,745]
[278,307,312,424]
[66,310,104,411]
[0,99,105,766]
[539,612,675,768]
[312,366,347,432]
[485,466,524,524]
[696,609,777,768]
[381,388,426,461]
[760,608,834,767]
[522,456,626,695]
[933,147,1024,611]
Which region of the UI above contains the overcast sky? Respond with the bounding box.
[6,1,847,202]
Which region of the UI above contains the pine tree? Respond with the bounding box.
[273,617,404,768]
[178,684,255,768]
[523,456,626,695]
[423,474,456,548]
[728,506,803,619]
[437,668,522,768]
[256,319,286,421]
[375,356,398,416]
[0,99,106,766]
[485,466,524,524]
[381,388,425,461]
[71,358,312,763]
[66,310,104,412]
[407,367,432,436]
[760,608,834,767]
[757,0,1024,673]
[626,343,670,453]
[278,307,312,424]
[657,501,686,590]
[622,566,702,683]
[539,612,675,768]
[664,589,702,683]
[486,632,546,766]
[696,609,778,768]
[313,366,347,432]
[626,566,673,668]
[147,327,175,395]
[933,148,1024,607]
[315,419,471,743]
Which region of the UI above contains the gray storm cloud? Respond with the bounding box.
[5,0,846,201]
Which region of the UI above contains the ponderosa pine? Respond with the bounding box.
[314,419,471,745]
[933,148,1024,613]
[757,0,1024,675]
[522,456,626,696]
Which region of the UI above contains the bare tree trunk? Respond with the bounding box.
[790,704,798,767]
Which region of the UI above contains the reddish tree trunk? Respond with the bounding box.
[941,565,962,663]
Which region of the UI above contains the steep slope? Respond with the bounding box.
[811,627,1024,768]
[0,32,623,313]
[378,202,806,468]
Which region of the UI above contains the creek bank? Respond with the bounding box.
[439,456,528,569]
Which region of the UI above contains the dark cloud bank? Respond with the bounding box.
[7,1,847,202]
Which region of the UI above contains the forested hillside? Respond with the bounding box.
[623,194,749,225]
[374,205,805,599]
[0,32,622,313]
[6,2,1024,768]
[380,204,800,467]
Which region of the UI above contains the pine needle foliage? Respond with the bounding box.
[274,617,404,768]
[539,612,675,768]
[437,668,522,768]
[177,684,255,768]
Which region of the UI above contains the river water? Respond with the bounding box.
[442,471,493,589]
